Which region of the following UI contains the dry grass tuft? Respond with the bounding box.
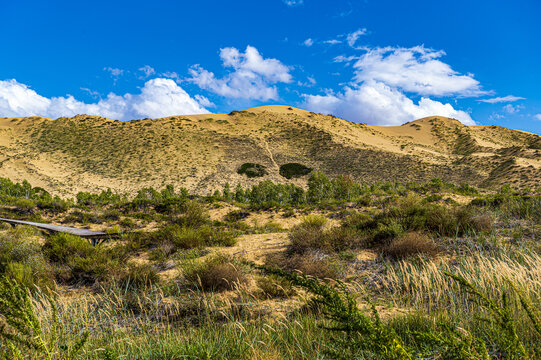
[382,231,439,260]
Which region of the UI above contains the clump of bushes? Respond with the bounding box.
[43,233,127,285]
[237,163,267,178]
[288,215,361,254]
[0,227,54,289]
[183,254,247,291]
[382,231,439,260]
[343,194,492,247]
[265,252,343,280]
[279,163,312,179]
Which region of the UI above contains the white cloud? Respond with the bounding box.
[478,95,525,103]
[302,80,474,126]
[324,39,342,45]
[301,44,480,126]
[104,67,124,77]
[194,94,215,108]
[351,46,486,97]
[188,45,292,101]
[0,78,209,120]
[283,0,303,6]
[160,71,181,83]
[104,67,125,84]
[80,87,100,99]
[346,28,367,48]
[138,65,156,78]
[535,114,541,121]
[502,104,523,114]
[489,113,505,121]
[303,38,314,47]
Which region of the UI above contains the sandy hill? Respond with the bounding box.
[0,105,539,196]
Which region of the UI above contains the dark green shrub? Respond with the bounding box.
[279,163,312,179]
[173,200,209,228]
[43,233,126,285]
[224,210,250,222]
[237,163,267,178]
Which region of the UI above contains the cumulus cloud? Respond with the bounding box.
[351,46,486,97]
[0,78,209,120]
[302,80,474,126]
[188,45,292,101]
[301,45,480,126]
[535,114,541,121]
[478,95,525,103]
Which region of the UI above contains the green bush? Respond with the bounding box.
[345,195,492,246]
[43,233,126,285]
[152,224,237,253]
[237,163,267,178]
[0,228,54,289]
[279,163,312,179]
[288,216,361,254]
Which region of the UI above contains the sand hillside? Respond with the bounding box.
[0,105,539,196]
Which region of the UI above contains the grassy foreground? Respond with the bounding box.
[0,175,540,359]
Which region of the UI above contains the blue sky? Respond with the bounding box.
[1,0,540,133]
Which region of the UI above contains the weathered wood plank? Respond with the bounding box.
[0,217,111,238]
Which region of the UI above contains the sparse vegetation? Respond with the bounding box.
[0,175,540,359]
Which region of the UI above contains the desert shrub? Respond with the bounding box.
[279,163,312,179]
[183,254,247,291]
[453,182,479,196]
[424,194,443,203]
[119,217,137,229]
[382,232,439,260]
[174,200,210,228]
[0,228,54,289]
[12,198,36,214]
[224,210,250,222]
[62,210,104,224]
[43,232,94,263]
[288,217,327,254]
[36,196,70,213]
[152,224,237,253]
[255,275,296,299]
[237,163,267,178]
[43,233,126,285]
[101,208,120,221]
[265,252,342,280]
[500,196,541,222]
[302,214,327,227]
[289,215,362,254]
[345,195,492,246]
[118,263,160,289]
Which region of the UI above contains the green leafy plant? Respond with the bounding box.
[0,277,88,359]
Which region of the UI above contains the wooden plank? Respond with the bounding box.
[0,217,110,238]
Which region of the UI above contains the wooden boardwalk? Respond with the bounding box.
[0,217,113,240]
